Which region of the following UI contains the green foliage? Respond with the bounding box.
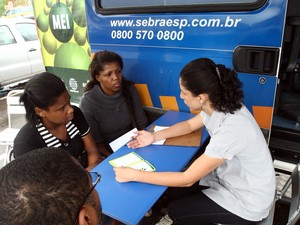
[0,0,6,17]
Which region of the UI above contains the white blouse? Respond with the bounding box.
[200,105,275,221]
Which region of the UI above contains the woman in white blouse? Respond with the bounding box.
[114,58,275,225]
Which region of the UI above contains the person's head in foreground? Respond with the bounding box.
[0,147,102,225]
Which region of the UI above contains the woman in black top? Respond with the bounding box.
[13,72,101,169]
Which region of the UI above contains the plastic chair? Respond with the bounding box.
[277,161,300,225]
[254,196,276,225]
[0,89,25,166]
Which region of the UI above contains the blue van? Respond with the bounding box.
[32,0,300,163]
[83,0,300,163]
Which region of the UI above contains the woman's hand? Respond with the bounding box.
[127,130,155,149]
[114,167,137,183]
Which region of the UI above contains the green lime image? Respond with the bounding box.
[43,31,57,55]
[44,6,50,15]
[36,12,48,32]
[49,2,74,43]
[72,0,86,27]
[66,0,73,7]
[54,43,91,70]
[74,26,86,46]
[46,0,52,8]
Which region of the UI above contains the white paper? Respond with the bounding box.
[128,161,155,171]
[109,152,155,171]
[109,152,142,166]
[152,126,169,145]
[109,128,138,152]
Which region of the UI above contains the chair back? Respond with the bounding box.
[287,162,300,225]
[255,197,276,225]
[6,89,25,128]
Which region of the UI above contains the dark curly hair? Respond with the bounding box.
[0,147,98,225]
[180,58,244,113]
[84,50,135,119]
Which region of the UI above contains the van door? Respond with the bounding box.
[0,20,44,87]
[0,23,31,86]
[15,22,45,75]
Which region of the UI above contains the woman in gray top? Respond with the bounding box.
[79,50,148,157]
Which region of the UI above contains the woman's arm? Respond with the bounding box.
[127,113,204,149]
[96,142,112,158]
[82,132,103,171]
[114,154,224,187]
[155,113,204,140]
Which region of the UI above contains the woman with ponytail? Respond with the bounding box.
[114,58,275,225]
[13,72,101,170]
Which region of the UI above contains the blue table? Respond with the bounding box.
[92,110,209,225]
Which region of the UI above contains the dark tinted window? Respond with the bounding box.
[97,0,266,14]
[101,0,257,8]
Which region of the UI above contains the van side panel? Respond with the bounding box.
[85,0,287,130]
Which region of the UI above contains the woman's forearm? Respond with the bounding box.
[131,170,195,187]
[153,121,193,142]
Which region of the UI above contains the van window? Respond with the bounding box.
[97,0,266,14]
[15,23,38,42]
[0,26,16,46]
[101,0,257,9]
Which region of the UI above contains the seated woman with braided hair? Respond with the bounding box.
[13,72,102,170]
[79,50,148,158]
[114,58,276,225]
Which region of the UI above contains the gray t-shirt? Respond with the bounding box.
[79,84,148,151]
[200,105,275,221]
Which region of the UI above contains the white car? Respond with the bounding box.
[0,18,45,87]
